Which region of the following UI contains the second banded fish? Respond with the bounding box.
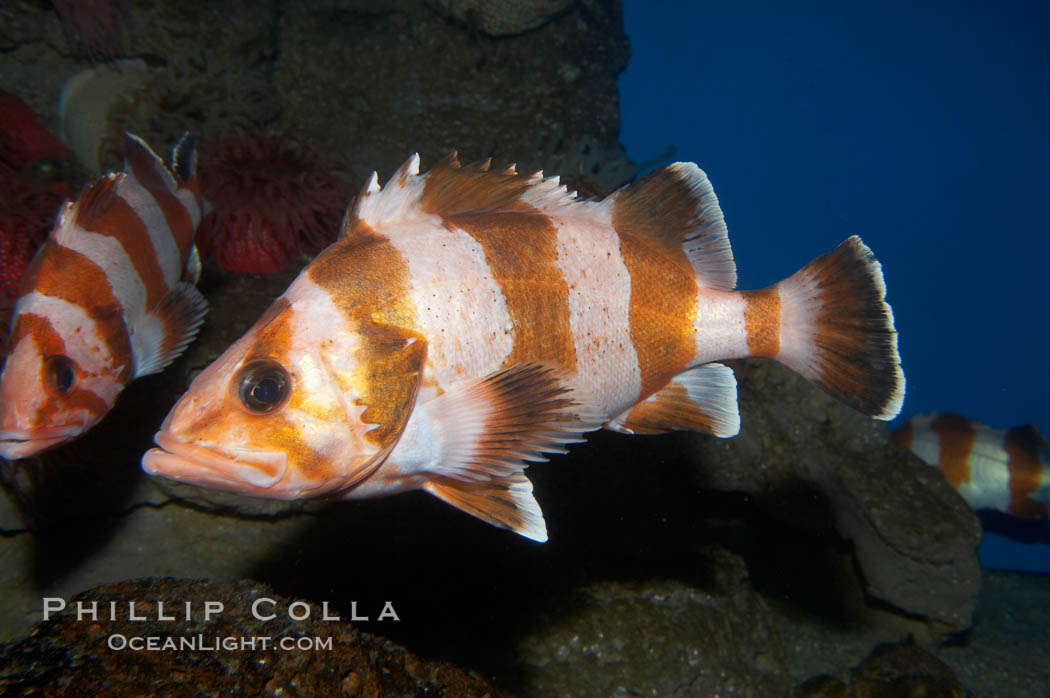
[0,133,207,459]
[893,412,1049,518]
[143,154,905,541]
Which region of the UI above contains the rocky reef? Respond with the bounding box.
[0,578,493,696]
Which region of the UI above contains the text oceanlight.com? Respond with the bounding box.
[107,634,333,652]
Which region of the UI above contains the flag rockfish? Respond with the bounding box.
[0,133,207,459]
[892,412,1050,518]
[143,154,905,541]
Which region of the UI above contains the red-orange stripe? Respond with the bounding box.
[743,287,781,358]
[616,231,698,399]
[74,178,169,308]
[930,413,976,489]
[1003,426,1047,518]
[31,241,133,382]
[8,313,111,423]
[451,212,576,371]
[126,145,195,261]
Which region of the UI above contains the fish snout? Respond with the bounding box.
[142,430,288,493]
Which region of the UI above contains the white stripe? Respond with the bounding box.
[963,423,1013,513]
[175,188,203,229]
[13,293,125,406]
[692,289,749,364]
[116,173,181,290]
[381,216,514,391]
[549,200,640,418]
[57,223,147,324]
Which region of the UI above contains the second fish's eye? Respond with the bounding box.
[237,360,291,414]
[45,355,76,396]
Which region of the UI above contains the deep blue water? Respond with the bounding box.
[619,0,1049,572]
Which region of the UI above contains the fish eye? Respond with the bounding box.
[237,360,291,414]
[44,355,76,396]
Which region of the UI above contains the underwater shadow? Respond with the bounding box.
[3,374,174,588]
[248,430,867,678]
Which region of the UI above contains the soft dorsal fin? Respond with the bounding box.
[609,163,736,290]
[123,132,178,194]
[1005,424,1050,453]
[171,131,197,183]
[343,152,581,238]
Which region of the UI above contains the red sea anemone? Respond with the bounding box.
[0,166,65,333]
[197,132,357,274]
[0,92,70,170]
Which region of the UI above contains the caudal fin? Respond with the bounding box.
[776,236,905,420]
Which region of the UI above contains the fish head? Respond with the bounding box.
[142,288,426,500]
[0,294,126,459]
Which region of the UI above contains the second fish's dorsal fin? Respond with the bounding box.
[609,163,737,290]
[342,152,580,237]
[409,362,601,542]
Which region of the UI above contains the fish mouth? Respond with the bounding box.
[0,426,83,460]
[142,431,288,494]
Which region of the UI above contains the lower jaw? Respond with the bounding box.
[0,435,70,460]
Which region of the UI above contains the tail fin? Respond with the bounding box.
[776,236,905,420]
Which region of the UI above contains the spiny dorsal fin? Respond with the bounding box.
[345,152,581,235]
[609,163,736,290]
[66,175,120,234]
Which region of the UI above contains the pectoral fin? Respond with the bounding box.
[411,362,601,542]
[131,282,208,378]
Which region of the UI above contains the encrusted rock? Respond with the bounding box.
[427,0,575,36]
[0,577,494,697]
[685,359,982,636]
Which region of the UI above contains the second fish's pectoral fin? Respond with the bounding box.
[132,283,208,378]
[606,363,740,438]
[416,363,602,542]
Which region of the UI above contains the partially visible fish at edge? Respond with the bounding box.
[0,133,207,459]
[893,412,1050,518]
[143,154,905,541]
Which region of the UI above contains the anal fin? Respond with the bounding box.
[606,363,740,437]
[424,473,547,542]
[399,362,601,542]
[132,282,208,378]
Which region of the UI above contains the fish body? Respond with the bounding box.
[143,155,904,541]
[892,412,1050,518]
[0,133,207,459]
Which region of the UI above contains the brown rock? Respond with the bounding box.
[0,577,494,697]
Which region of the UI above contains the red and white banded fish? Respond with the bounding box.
[892,412,1050,518]
[0,133,207,459]
[143,154,905,541]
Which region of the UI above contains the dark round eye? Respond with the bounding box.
[237,360,291,414]
[44,355,76,396]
